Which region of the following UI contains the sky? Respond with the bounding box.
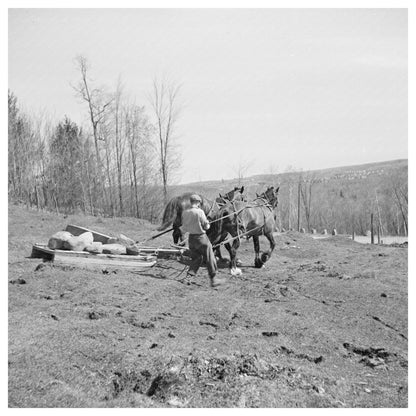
[8,7,408,184]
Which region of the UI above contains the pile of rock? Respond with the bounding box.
[47,230,138,255]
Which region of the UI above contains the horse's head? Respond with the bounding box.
[217,186,246,205]
[261,186,279,208]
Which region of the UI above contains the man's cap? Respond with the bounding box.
[190,194,202,203]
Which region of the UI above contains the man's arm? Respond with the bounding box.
[199,209,210,230]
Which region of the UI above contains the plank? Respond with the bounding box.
[65,224,112,244]
[53,254,156,269]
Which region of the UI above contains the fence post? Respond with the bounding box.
[297,182,301,232]
[371,213,374,244]
[352,214,355,241]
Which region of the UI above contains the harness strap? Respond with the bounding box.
[212,224,264,249]
[208,200,271,224]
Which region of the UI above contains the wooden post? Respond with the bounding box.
[371,213,374,244]
[288,185,292,231]
[352,214,355,241]
[297,182,301,232]
[377,225,381,244]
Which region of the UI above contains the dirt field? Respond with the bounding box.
[8,205,408,408]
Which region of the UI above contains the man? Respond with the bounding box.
[180,194,225,287]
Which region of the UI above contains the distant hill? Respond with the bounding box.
[170,159,408,199]
[168,159,408,236]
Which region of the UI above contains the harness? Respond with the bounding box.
[211,197,275,249]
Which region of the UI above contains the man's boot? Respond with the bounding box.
[210,274,226,287]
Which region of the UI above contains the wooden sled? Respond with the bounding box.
[31,244,157,270]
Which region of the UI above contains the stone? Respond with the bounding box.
[118,234,136,246]
[107,234,135,247]
[102,243,127,255]
[84,242,103,254]
[126,244,140,255]
[48,231,73,250]
[63,232,94,251]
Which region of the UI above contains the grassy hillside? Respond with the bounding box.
[172,159,407,197]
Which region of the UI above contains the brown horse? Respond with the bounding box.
[157,186,246,246]
[209,186,279,274]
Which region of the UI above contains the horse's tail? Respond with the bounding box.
[157,198,178,231]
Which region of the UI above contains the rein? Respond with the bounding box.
[208,199,272,224]
[212,224,264,249]
[205,198,218,219]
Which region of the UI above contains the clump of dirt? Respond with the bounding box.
[9,278,27,285]
[109,359,186,406]
[87,310,108,320]
[343,342,406,369]
[275,346,324,364]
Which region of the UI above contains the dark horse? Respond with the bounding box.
[208,186,279,275]
[157,186,246,246]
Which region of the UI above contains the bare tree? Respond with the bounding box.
[299,172,317,232]
[125,104,156,218]
[388,170,408,235]
[73,55,114,212]
[8,91,46,208]
[148,77,182,204]
[233,157,253,186]
[114,78,125,216]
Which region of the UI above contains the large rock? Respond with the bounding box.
[126,244,140,255]
[107,234,136,247]
[102,243,127,255]
[48,231,73,250]
[63,232,94,251]
[84,242,103,254]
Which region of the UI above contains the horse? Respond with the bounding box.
[208,186,279,275]
[157,186,246,246]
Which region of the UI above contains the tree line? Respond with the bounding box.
[8,56,181,222]
[272,165,408,237]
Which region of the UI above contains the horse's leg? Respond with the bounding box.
[215,246,223,260]
[215,231,230,263]
[228,238,242,275]
[224,241,242,266]
[261,232,276,264]
[172,225,182,244]
[253,235,263,268]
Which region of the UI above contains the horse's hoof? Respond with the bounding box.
[261,253,270,263]
[254,258,263,268]
[231,267,242,276]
